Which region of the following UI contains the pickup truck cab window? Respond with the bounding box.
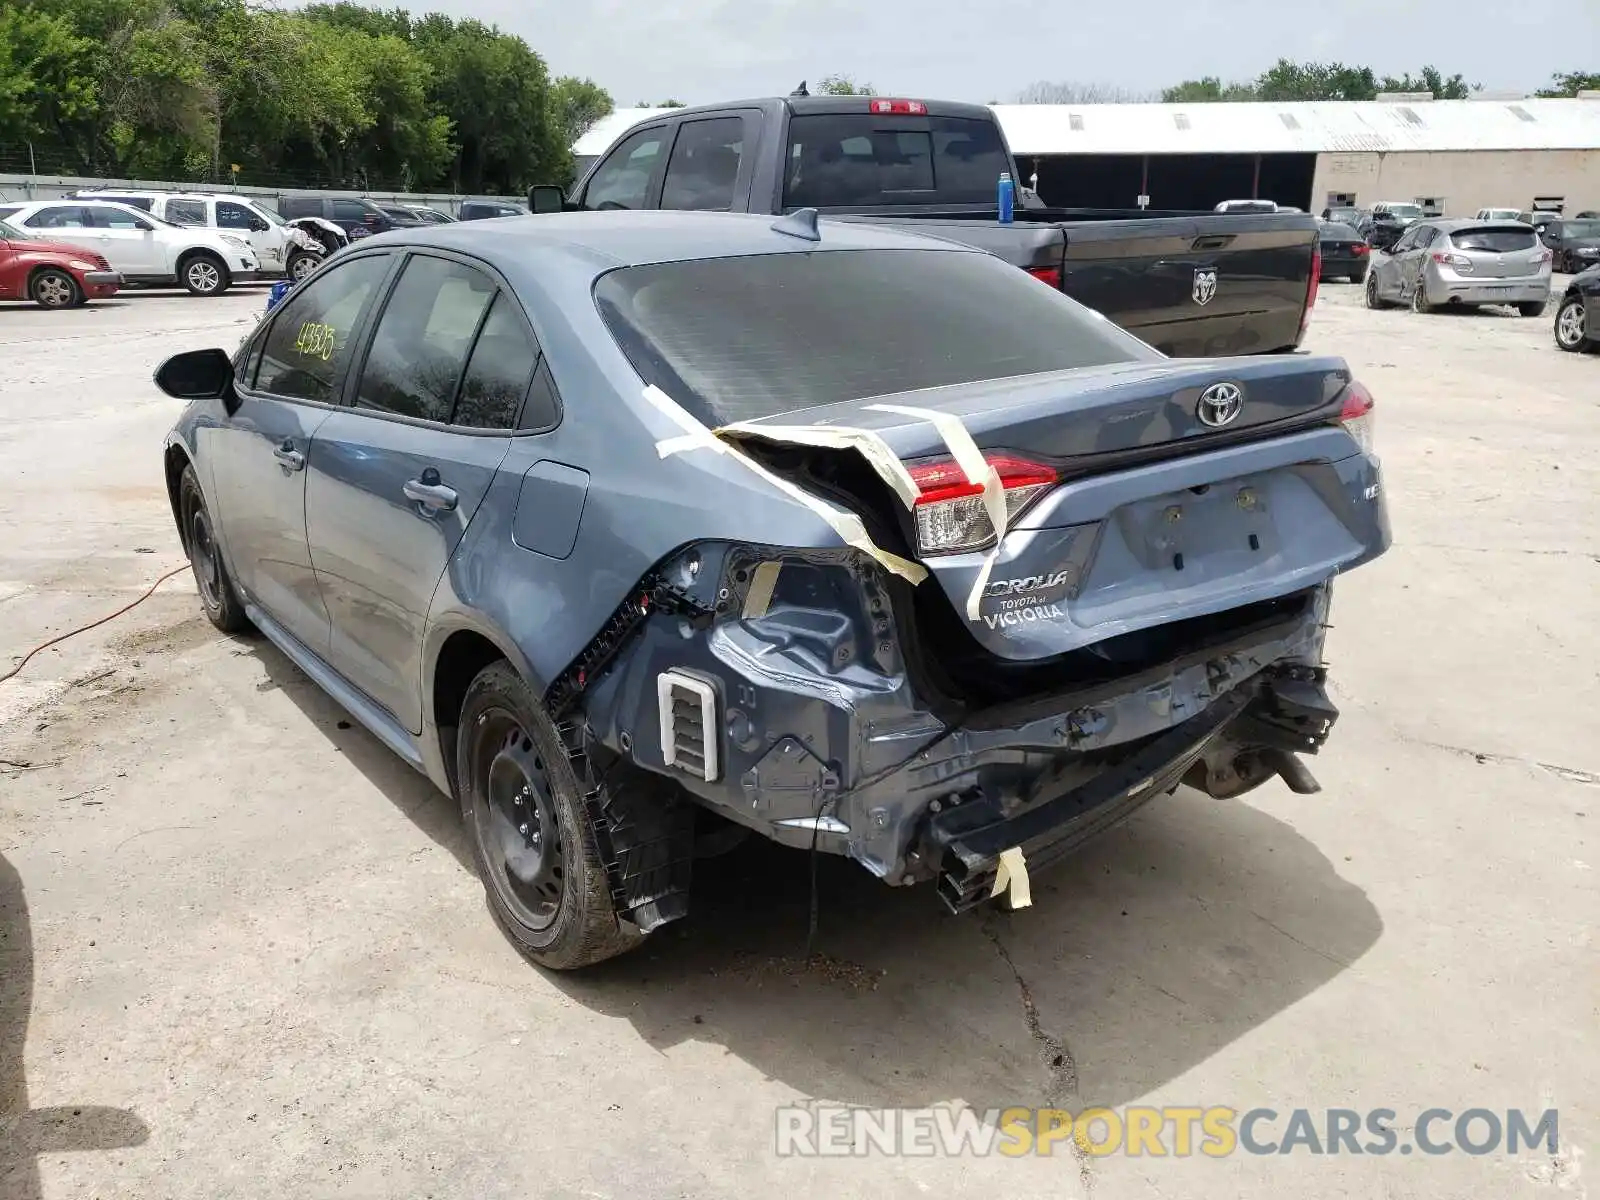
[660,117,745,212]
[783,114,1010,209]
[354,254,497,423]
[582,127,669,210]
[256,254,392,403]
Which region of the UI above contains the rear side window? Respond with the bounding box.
[90,206,154,230]
[595,248,1161,427]
[453,294,540,429]
[661,118,745,211]
[1450,226,1537,253]
[331,199,371,222]
[26,206,89,229]
[784,114,1012,209]
[256,254,392,403]
[167,199,207,225]
[355,255,496,422]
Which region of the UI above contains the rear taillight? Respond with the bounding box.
[1538,249,1553,266]
[1338,381,1376,455]
[1025,265,1062,288]
[1353,243,1369,254]
[908,453,1058,556]
[1299,247,1321,340]
[868,99,928,115]
[1431,251,1473,271]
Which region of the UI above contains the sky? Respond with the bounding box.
[407,0,1596,105]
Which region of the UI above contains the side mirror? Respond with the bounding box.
[528,184,566,215]
[155,348,237,407]
[251,218,269,232]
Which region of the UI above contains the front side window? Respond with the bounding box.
[583,128,668,210]
[660,118,745,212]
[217,201,257,230]
[355,255,496,422]
[596,248,1160,427]
[256,254,392,403]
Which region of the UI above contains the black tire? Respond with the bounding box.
[178,464,250,633]
[1411,285,1433,314]
[1516,300,1546,318]
[1347,273,1361,284]
[29,267,80,310]
[457,662,643,970]
[179,252,231,296]
[1364,273,1390,309]
[286,251,320,283]
[1554,296,1592,352]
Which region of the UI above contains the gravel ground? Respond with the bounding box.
[1,278,1595,1199]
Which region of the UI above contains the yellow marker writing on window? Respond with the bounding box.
[294,321,336,362]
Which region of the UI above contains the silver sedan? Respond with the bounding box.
[1365,218,1553,316]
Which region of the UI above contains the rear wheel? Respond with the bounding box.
[1554,296,1592,352]
[1410,285,1434,314]
[1516,300,1546,318]
[180,253,230,296]
[178,464,250,633]
[457,662,643,970]
[29,267,80,310]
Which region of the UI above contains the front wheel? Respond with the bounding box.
[180,253,230,296]
[178,464,251,633]
[1554,297,1592,352]
[1364,273,1390,309]
[457,662,644,970]
[286,250,320,283]
[30,267,81,309]
[1411,284,1434,314]
[1516,300,1547,319]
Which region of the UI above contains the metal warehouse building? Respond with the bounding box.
[575,95,1600,218]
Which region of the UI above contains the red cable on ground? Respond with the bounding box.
[0,564,190,685]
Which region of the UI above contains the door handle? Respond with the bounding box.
[404,473,458,512]
[1192,234,1235,251]
[273,441,305,471]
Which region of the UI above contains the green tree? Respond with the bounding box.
[1536,71,1600,97]
[1161,76,1258,103]
[1377,65,1474,98]
[1254,59,1379,101]
[0,6,97,149]
[817,73,874,96]
[550,75,612,144]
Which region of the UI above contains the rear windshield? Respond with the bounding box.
[783,114,1012,209]
[595,248,1161,427]
[1450,226,1538,252]
[1320,222,1361,240]
[1562,220,1600,238]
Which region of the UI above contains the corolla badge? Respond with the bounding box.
[1192,267,1219,306]
[1196,381,1244,427]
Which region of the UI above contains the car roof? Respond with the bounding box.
[1427,217,1530,231]
[359,209,981,271]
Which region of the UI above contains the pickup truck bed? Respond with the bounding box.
[539,95,1321,357]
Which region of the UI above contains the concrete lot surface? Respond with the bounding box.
[1,281,1595,1199]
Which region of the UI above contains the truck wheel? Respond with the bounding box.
[1554,297,1592,352]
[178,464,251,634]
[180,252,230,296]
[1516,301,1546,319]
[286,251,319,283]
[457,662,644,970]
[29,267,81,309]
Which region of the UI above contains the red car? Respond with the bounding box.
[0,217,122,308]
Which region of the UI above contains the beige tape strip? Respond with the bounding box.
[641,386,929,585]
[741,561,782,619]
[717,421,923,513]
[864,402,1007,621]
[990,846,1033,909]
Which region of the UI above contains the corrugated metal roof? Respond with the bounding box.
[574,98,1600,160]
[993,97,1600,156]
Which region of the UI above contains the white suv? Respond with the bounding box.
[1,200,258,295]
[66,189,318,281]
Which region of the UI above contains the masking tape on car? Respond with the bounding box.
[740,561,783,619]
[990,846,1033,910]
[715,421,923,513]
[863,402,1007,622]
[641,386,929,586]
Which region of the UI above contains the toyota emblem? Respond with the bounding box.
[1196,382,1244,427]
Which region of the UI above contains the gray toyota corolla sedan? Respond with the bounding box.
[156,210,1389,969]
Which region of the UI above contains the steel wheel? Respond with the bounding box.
[470,710,567,932]
[187,503,223,612]
[177,463,250,633]
[30,269,79,309]
[1555,298,1589,351]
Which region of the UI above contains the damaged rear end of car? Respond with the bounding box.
[537,224,1389,934]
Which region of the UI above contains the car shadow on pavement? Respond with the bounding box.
[248,637,1382,1116]
[1,853,149,1200]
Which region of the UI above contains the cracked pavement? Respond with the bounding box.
[1,281,1596,1198]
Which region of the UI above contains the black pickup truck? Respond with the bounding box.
[532,96,1322,358]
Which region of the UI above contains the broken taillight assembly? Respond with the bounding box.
[1338,380,1377,455]
[1299,246,1322,341]
[907,453,1058,556]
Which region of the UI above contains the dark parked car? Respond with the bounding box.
[531,95,1323,358]
[1358,210,1407,252]
[1554,263,1600,352]
[459,200,526,221]
[1537,218,1600,274]
[1318,220,1370,282]
[278,196,407,240]
[155,211,1388,969]
[1322,206,1366,227]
